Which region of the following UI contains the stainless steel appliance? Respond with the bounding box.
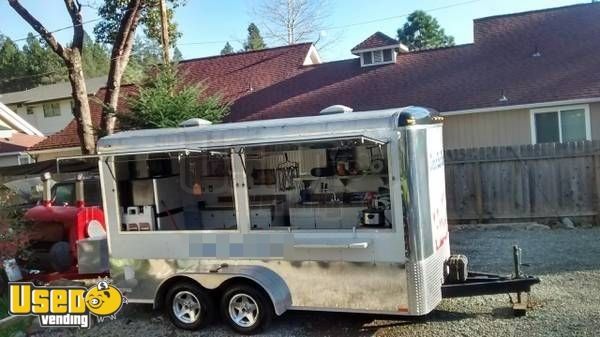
[361,209,384,226]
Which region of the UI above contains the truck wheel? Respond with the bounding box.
[165,282,214,330]
[220,284,273,335]
[49,241,72,272]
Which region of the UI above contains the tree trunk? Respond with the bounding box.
[66,53,95,154]
[101,0,143,136]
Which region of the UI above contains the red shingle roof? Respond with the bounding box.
[238,3,600,121]
[351,32,399,53]
[0,133,44,153]
[30,43,314,151]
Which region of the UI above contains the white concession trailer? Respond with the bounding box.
[87,106,537,334]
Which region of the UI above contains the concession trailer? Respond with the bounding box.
[54,106,538,334]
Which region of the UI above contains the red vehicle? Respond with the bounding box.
[22,173,108,282]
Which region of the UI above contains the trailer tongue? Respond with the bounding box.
[442,246,540,316]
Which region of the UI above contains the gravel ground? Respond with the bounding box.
[21,227,600,337]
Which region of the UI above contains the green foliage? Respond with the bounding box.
[0,31,109,93]
[123,36,163,83]
[397,10,455,50]
[243,23,266,51]
[0,188,31,263]
[173,46,183,61]
[21,33,66,87]
[220,41,234,55]
[94,0,184,47]
[124,64,229,129]
[82,31,110,78]
[0,36,27,92]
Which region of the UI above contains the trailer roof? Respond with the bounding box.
[97,106,434,155]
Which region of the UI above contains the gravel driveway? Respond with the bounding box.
[23,227,600,337]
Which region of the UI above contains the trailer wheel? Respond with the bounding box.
[220,284,273,335]
[165,282,214,330]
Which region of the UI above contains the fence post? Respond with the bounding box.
[593,154,600,225]
[474,160,483,222]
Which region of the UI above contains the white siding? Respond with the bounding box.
[9,98,74,135]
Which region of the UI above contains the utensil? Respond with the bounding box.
[276,153,299,191]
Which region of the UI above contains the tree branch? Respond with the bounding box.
[8,0,66,59]
[64,0,84,49]
[101,0,143,134]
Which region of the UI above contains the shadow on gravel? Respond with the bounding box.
[267,309,476,336]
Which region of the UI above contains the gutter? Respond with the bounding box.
[441,97,600,116]
[27,146,81,155]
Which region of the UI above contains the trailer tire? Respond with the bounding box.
[165,282,214,330]
[220,284,273,335]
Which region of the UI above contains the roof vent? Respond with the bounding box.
[320,105,353,115]
[179,118,213,127]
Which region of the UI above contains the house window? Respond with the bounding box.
[531,105,591,144]
[383,49,393,62]
[361,48,395,67]
[18,154,32,165]
[373,50,383,63]
[43,102,61,117]
[26,106,34,115]
[362,52,373,65]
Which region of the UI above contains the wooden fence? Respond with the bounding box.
[444,140,600,223]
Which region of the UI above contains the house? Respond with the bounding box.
[0,102,45,167]
[0,76,108,136]
[29,44,321,160]
[30,2,600,159]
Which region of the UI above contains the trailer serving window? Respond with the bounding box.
[113,149,238,231]
[243,138,392,230]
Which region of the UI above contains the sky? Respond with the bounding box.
[0,0,585,62]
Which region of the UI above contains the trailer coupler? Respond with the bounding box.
[441,245,540,316]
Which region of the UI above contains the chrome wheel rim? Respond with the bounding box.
[228,293,259,328]
[172,291,201,324]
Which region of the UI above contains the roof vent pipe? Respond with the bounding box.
[179,118,213,127]
[319,105,354,115]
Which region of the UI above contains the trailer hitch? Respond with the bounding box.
[441,245,540,316]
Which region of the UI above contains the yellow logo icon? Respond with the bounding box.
[85,281,125,317]
[8,280,126,328]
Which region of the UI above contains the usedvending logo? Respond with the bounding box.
[8,280,127,328]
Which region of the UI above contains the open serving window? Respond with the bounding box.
[242,137,394,230]
[112,149,238,232]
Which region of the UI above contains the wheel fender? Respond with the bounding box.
[155,265,292,316]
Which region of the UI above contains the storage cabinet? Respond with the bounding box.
[314,207,342,229]
[290,206,364,229]
[199,209,237,229]
[250,208,272,229]
[289,207,315,229]
[340,207,362,228]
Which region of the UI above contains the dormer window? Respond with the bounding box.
[360,48,397,66]
[351,32,408,68]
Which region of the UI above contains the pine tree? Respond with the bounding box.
[243,23,266,51]
[220,42,234,55]
[0,37,26,92]
[397,11,454,50]
[123,64,229,129]
[21,33,66,88]
[82,31,109,78]
[173,47,184,61]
